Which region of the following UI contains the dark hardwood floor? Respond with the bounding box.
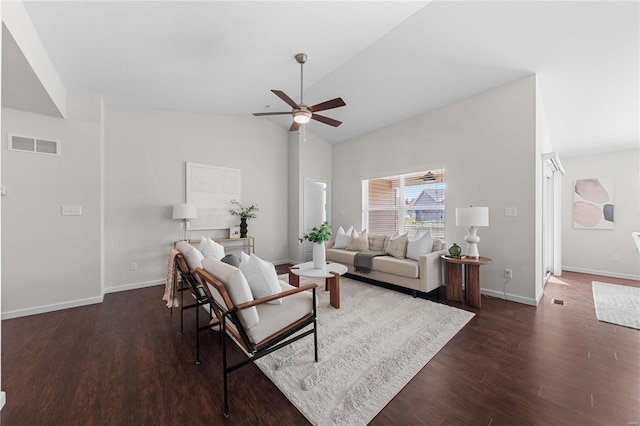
[2,269,638,425]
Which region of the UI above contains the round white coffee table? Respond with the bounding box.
[288,262,348,309]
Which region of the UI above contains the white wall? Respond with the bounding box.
[1,93,102,318]
[562,149,640,280]
[332,76,540,304]
[287,129,332,263]
[104,107,290,291]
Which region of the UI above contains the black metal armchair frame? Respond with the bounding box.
[174,253,219,364]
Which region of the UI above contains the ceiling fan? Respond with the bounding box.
[253,53,346,131]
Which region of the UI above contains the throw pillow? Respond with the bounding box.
[199,236,225,260]
[346,229,369,251]
[385,232,408,258]
[406,231,433,260]
[176,241,204,270]
[220,254,240,267]
[202,257,259,329]
[239,254,282,305]
[333,226,354,249]
[239,251,250,264]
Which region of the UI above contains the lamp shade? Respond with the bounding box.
[172,203,198,220]
[456,207,489,227]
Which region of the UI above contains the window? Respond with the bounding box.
[362,169,445,239]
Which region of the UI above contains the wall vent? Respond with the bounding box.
[9,134,60,156]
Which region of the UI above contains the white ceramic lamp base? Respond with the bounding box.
[464,226,481,258]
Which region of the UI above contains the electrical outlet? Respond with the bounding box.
[130,262,138,271]
[504,269,513,279]
[612,254,620,262]
[505,207,517,217]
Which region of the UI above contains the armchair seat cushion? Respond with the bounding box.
[246,281,315,345]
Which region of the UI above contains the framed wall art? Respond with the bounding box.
[186,162,241,230]
[573,177,614,229]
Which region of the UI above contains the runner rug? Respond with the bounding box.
[256,276,474,425]
[592,281,640,330]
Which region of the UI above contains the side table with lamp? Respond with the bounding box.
[442,206,492,308]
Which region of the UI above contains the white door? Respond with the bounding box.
[303,179,329,261]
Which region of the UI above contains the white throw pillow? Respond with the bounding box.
[202,257,259,329]
[239,251,250,264]
[239,254,282,305]
[176,241,204,270]
[199,236,225,260]
[346,229,369,251]
[406,231,433,260]
[385,232,408,258]
[333,226,354,249]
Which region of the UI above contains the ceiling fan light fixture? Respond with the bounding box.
[293,110,312,124]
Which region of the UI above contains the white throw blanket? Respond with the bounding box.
[162,249,180,308]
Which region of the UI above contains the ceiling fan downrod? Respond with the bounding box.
[295,53,307,106]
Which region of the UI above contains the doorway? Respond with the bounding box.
[542,152,565,285]
[303,178,330,262]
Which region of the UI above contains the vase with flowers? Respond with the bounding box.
[299,221,332,269]
[230,200,259,238]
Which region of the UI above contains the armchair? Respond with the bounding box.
[196,257,318,417]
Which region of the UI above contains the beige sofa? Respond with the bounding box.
[325,233,446,296]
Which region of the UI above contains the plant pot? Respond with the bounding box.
[312,242,326,269]
[240,217,248,238]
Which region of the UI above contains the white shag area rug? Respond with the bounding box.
[592,281,640,330]
[255,276,475,425]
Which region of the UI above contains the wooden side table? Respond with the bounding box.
[440,255,492,308]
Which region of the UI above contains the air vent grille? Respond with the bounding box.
[9,134,60,156]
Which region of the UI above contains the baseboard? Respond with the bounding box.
[481,288,537,306]
[104,279,165,294]
[0,391,6,411]
[272,259,296,266]
[562,266,640,281]
[1,295,104,320]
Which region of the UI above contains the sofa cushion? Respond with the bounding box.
[372,255,419,279]
[333,226,354,249]
[347,229,369,251]
[385,232,408,258]
[432,239,445,252]
[202,257,259,330]
[246,281,315,345]
[239,254,282,305]
[325,248,358,265]
[406,231,433,261]
[368,233,388,251]
[199,236,225,260]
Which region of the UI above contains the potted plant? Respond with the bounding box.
[230,200,259,237]
[299,221,332,269]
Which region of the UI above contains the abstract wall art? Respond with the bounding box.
[573,177,614,229]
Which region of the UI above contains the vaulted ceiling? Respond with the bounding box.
[3,1,639,157]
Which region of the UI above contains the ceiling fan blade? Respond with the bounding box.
[290,121,302,132]
[311,113,342,127]
[272,90,299,109]
[308,97,346,113]
[253,112,292,116]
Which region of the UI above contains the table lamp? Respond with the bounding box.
[456,206,489,258]
[172,203,198,241]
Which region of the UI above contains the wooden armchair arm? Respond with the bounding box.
[235,283,318,311]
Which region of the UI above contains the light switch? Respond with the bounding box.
[505,207,517,217]
[61,205,82,216]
